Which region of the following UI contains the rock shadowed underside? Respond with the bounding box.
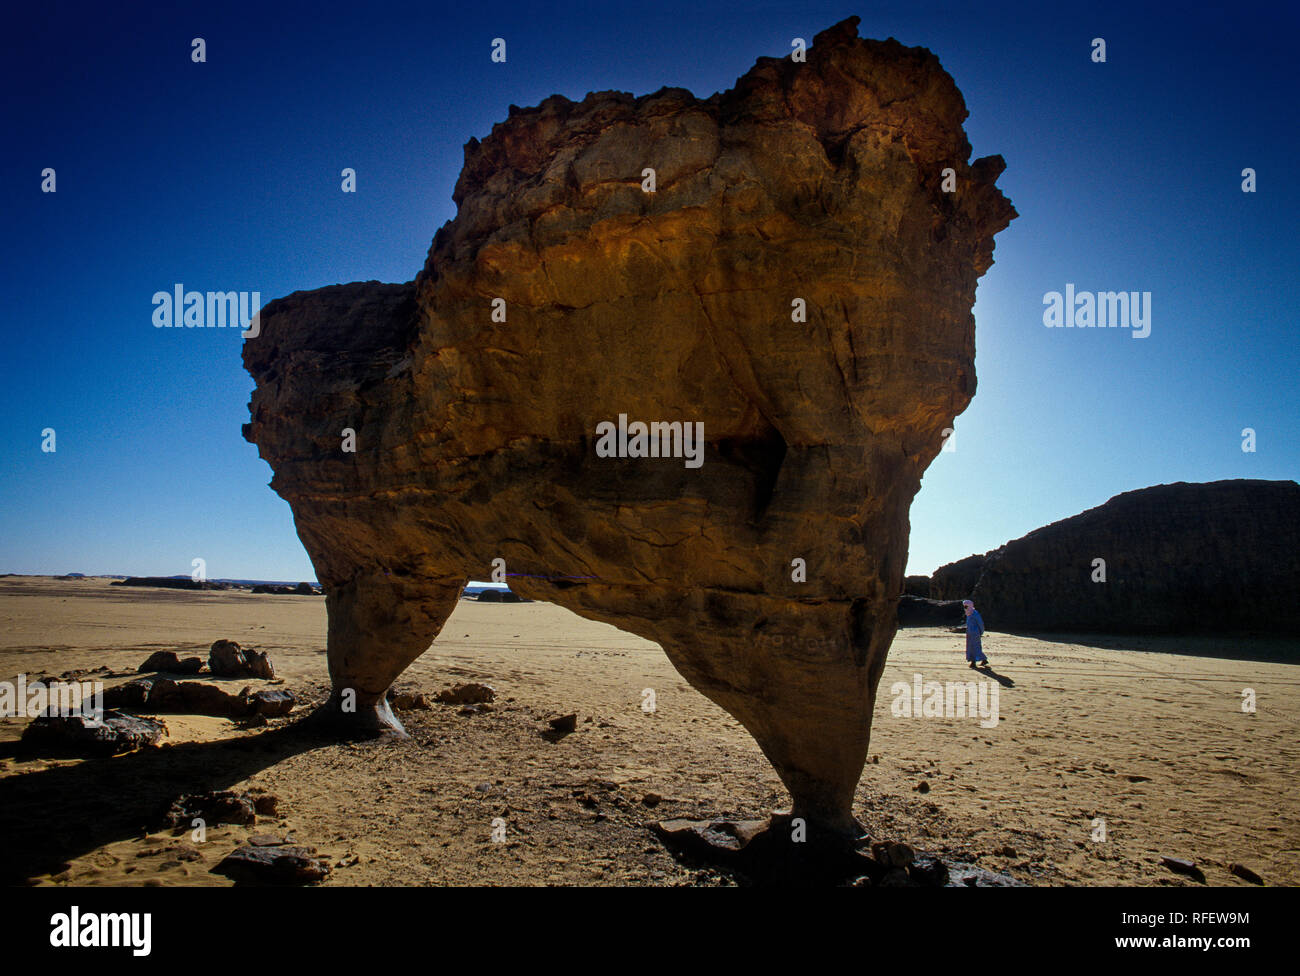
[243,17,1015,837]
[933,480,1300,635]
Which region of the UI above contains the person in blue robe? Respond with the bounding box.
[963,599,988,668]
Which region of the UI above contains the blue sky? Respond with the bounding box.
[2,0,1296,581]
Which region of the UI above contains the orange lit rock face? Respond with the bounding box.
[243,17,1015,835]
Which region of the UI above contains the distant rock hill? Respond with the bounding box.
[111,577,232,591]
[925,479,1299,635]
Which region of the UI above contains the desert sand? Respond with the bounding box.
[0,576,1295,886]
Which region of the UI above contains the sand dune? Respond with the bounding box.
[0,577,1295,886]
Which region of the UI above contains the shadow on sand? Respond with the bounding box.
[1004,632,1299,665]
[0,722,332,884]
[972,662,1014,687]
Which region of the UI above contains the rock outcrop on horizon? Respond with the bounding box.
[929,553,985,601]
[929,480,1300,635]
[243,17,1015,838]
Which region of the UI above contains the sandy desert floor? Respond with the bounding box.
[0,576,1295,886]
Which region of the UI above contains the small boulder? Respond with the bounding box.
[248,689,295,718]
[208,639,247,677]
[907,854,950,886]
[139,651,204,675]
[548,713,578,734]
[212,845,331,885]
[243,650,275,680]
[161,790,258,829]
[1161,856,1206,883]
[1229,863,1264,885]
[390,691,430,710]
[433,683,496,705]
[138,651,182,673]
[20,710,167,756]
[208,639,276,680]
[871,840,916,869]
[102,678,155,710]
[251,793,280,816]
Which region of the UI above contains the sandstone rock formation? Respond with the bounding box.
[897,595,964,628]
[932,480,1300,635]
[243,17,1015,838]
[929,553,986,601]
[208,639,276,679]
[902,575,931,597]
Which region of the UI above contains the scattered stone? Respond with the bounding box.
[251,793,281,817]
[907,853,949,886]
[102,679,155,710]
[548,713,578,734]
[390,691,430,710]
[871,840,915,868]
[1229,863,1264,885]
[945,863,1026,887]
[106,677,292,719]
[161,790,259,829]
[642,793,662,808]
[138,651,204,674]
[153,678,250,717]
[914,780,931,793]
[212,845,331,885]
[248,689,295,717]
[208,639,248,677]
[433,683,496,705]
[207,640,277,680]
[20,710,167,756]
[652,819,770,855]
[244,650,275,680]
[1161,856,1206,883]
[293,582,317,596]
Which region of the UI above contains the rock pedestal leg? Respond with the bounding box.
[651,599,896,843]
[312,572,464,735]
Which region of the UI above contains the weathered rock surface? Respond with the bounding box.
[161,790,257,828]
[138,651,205,674]
[102,677,295,719]
[212,845,332,885]
[242,18,1014,835]
[897,595,963,627]
[929,553,986,601]
[933,480,1300,634]
[207,639,276,679]
[20,711,167,756]
[902,575,931,597]
[651,818,1024,886]
[432,683,497,706]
